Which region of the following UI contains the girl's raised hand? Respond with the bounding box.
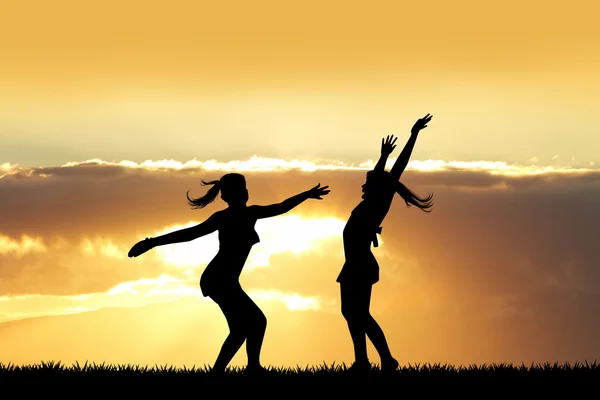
[411,113,433,134]
[306,183,331,200]
[381,135,398,156]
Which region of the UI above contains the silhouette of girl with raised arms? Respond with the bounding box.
[337,114,434,372]
[127,173,330,374]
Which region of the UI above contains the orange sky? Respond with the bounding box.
[1,0,600,368]
[2,0,599,86]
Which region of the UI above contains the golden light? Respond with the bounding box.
[60,157,597,176]
[0,234,47,256]
[152,222,219,269]
[80,237,127,259]
[153,215,346,271]
[0,273,328,323]
[249,289,323,311]
[2,157,596,182]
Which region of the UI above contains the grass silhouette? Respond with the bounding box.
[2,360,599,385]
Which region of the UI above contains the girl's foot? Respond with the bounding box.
[347,360,372,373]
[381,357,399,372]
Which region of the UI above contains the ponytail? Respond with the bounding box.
[187,179,221,209]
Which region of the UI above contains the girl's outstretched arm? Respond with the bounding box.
[373,135,398,173]
[250,184,330,219]
[390,114,432,181]
[152,213,219,246]
[128,213,219,258]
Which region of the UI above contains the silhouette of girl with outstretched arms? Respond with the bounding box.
[127,173,330,374]
[337,114,434,372]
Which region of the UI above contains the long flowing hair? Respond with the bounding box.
[366,169,433,212]
[396,180,433,213]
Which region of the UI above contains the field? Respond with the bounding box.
[2,360,599,386]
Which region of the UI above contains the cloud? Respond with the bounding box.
[80,237,128,259]
[2,157,600,296]
[1,156,595,181]
[0,234,47,257]
[0,274,327,324]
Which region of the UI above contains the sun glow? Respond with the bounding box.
[0,274,329,323]
[152,215,345,271]
[249,289,323,311]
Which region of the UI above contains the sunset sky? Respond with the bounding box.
[1,0,600,368]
